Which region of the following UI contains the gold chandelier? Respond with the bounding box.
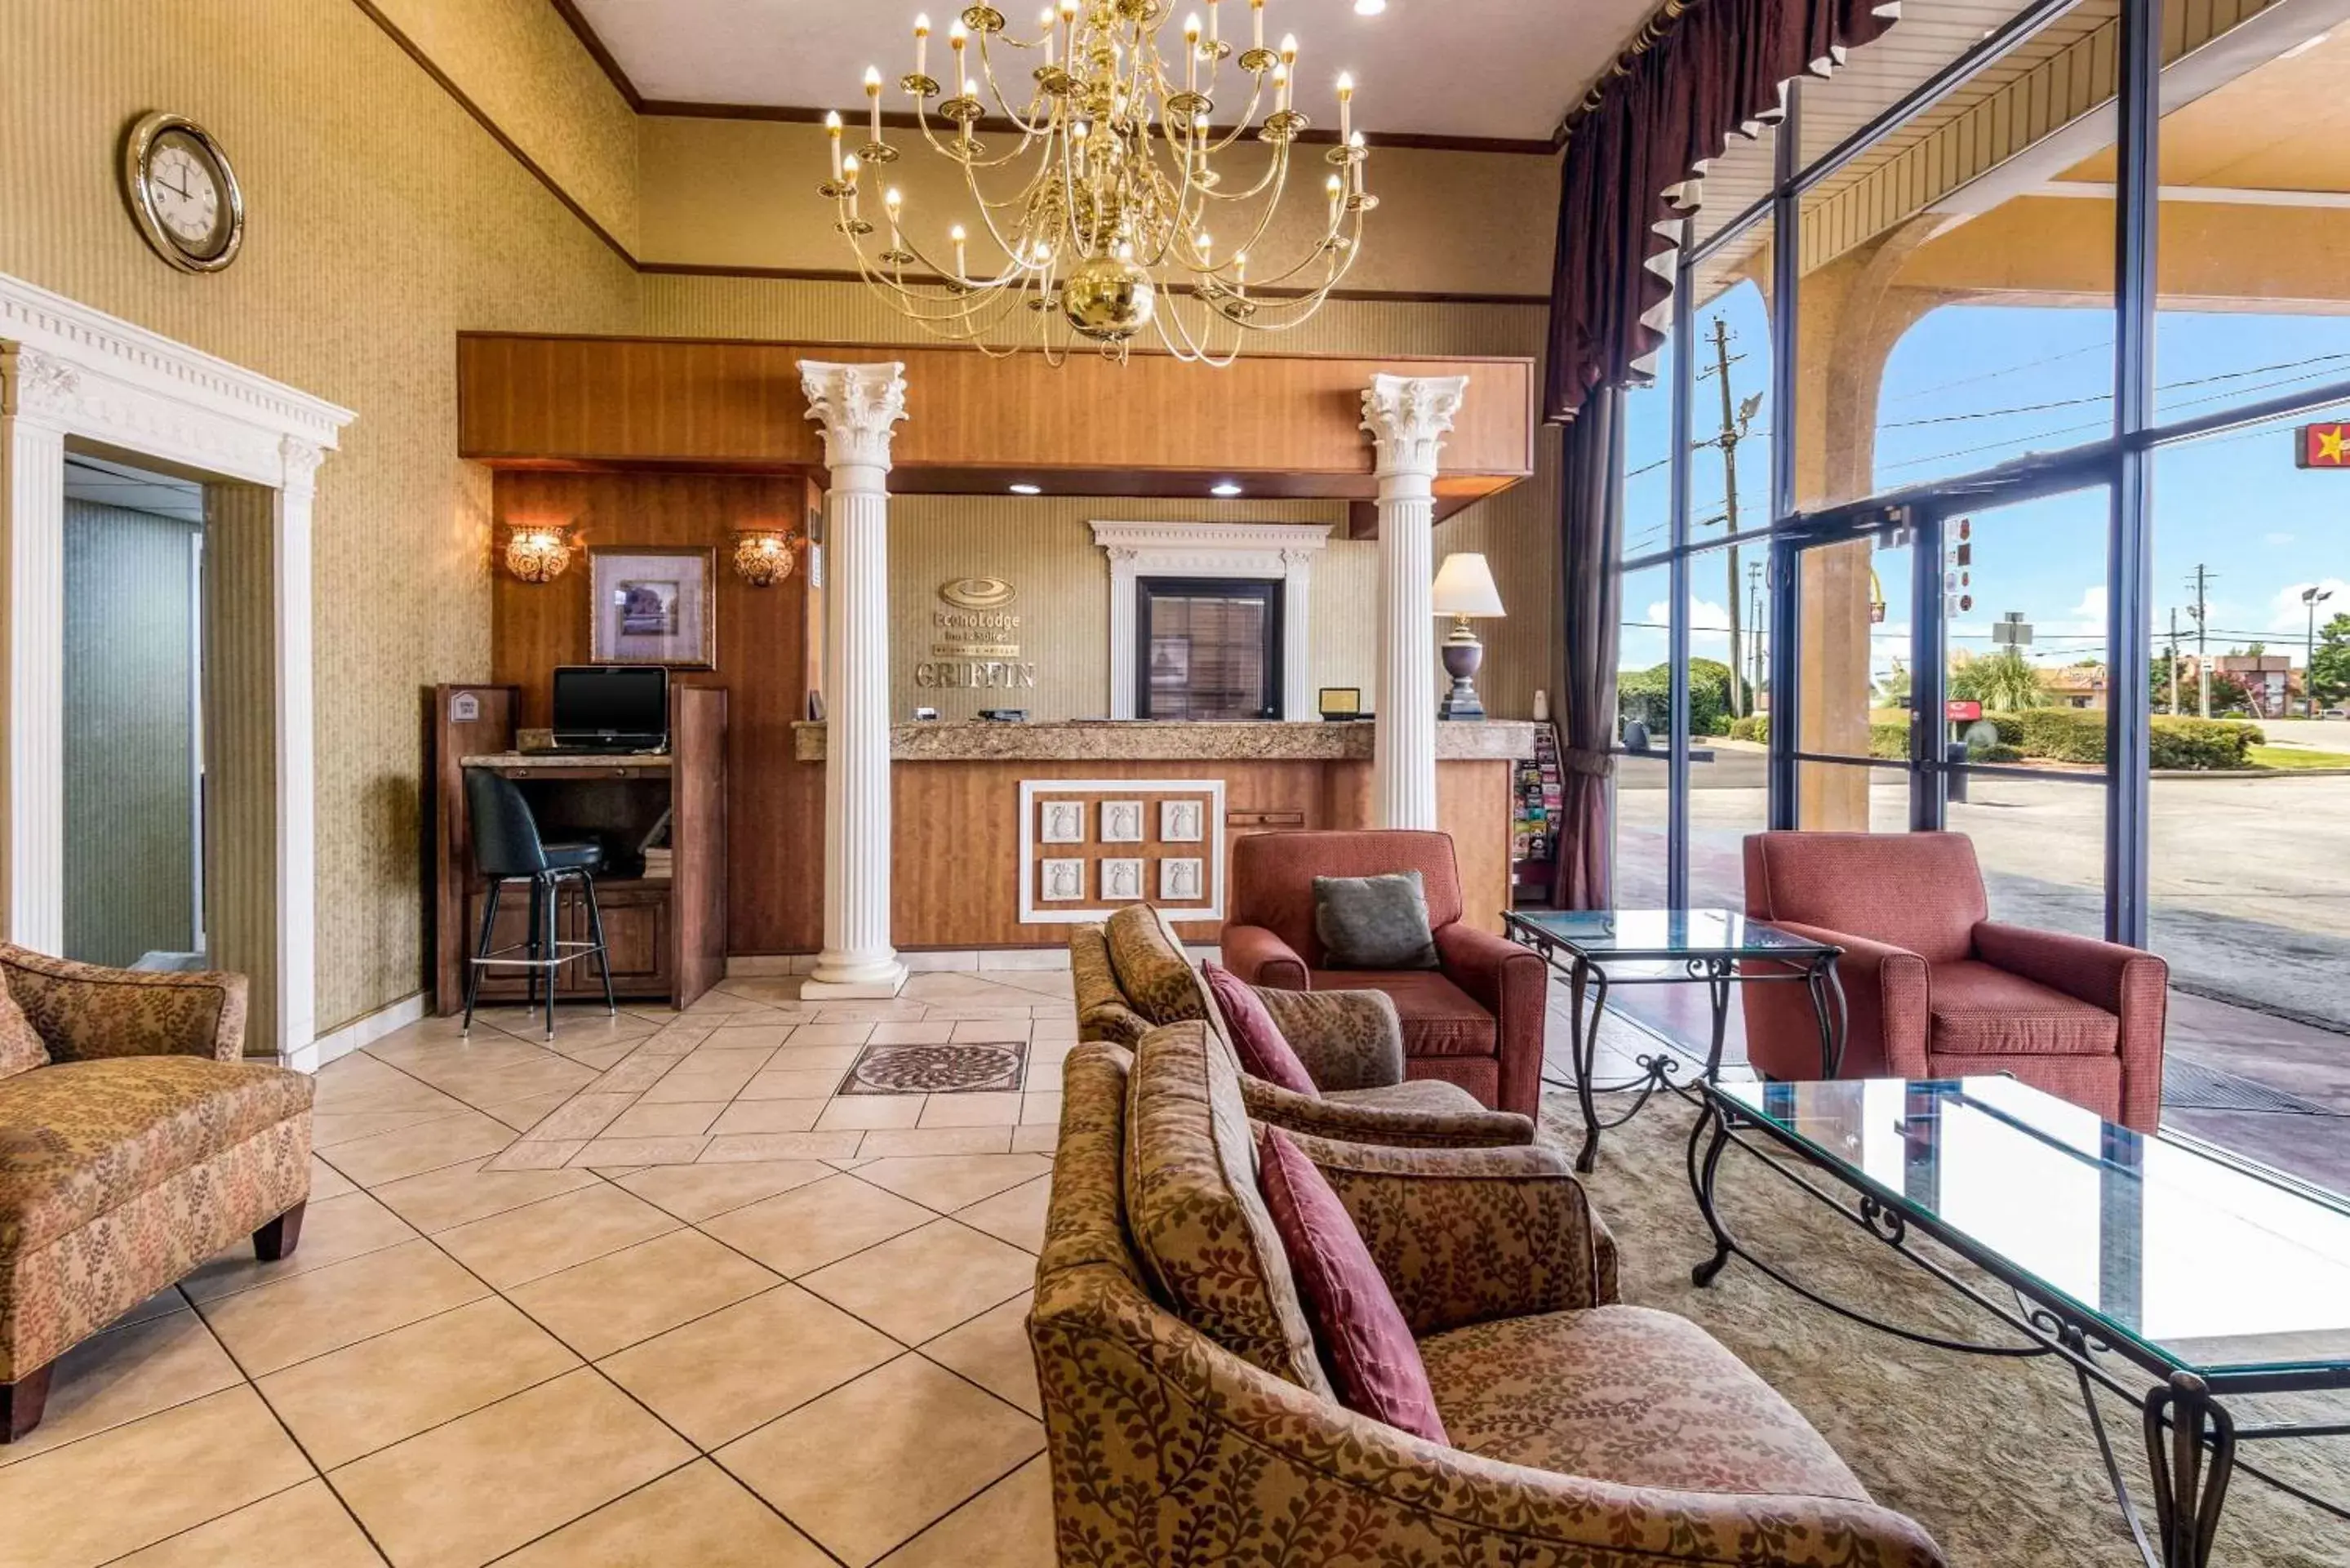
[820,0,1375,365]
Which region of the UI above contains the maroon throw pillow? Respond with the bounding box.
[1255,1126,1450,1446]
[1201,962,1317,1095]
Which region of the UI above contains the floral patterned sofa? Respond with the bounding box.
[1071,904,1538,1149]
[0,945,313,1441]
[1029,1024,1947,1567]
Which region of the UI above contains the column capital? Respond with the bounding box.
[2,346,83,429]
[278,435,326,495]
[800,360,908,474]
[1360,372,1468,480]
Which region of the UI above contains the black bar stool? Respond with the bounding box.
[461,766,617,1041]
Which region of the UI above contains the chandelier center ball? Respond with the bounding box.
[1062,253,1157,340]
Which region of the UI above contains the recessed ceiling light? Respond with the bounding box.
[1211,482,1243,497]
[1008,482,1042,495]
[1354,0,1387,13]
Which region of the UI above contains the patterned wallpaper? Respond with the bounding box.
[372,0,641,253]
[0,0,639,1032]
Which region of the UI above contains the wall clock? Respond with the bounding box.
[122,112,245,273]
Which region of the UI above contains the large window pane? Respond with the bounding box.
[1795,524,1914,793]
[1687,546,1771,910]
[1690,124,1776,247]
[1947,780,2107,934]
[1944,486,2112,776]
[1688,219,1776,541]
[2151,4,2350,419]
[1622,320,1676,563]
[2148,404,2350,1043]
[1797,2,2117,501]
[1614,566,1673,906]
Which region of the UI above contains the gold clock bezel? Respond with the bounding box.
[122,111,245,273]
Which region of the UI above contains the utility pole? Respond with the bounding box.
[1696,316,1761,719]
[2188,565,2216,718]
[2167,606,2181,716]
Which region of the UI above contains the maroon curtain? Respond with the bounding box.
[1556,385,1624,910]
[1544,0,1897,422]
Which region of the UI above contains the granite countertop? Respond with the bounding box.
[789,720,1539,763]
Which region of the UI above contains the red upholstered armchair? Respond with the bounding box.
[1221,830,1546,1117]
[1742,832,2167,1130]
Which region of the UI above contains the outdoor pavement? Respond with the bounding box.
[1612,746,2350,1193]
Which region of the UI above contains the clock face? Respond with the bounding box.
[148,133,226,251]
[124,113,242,271]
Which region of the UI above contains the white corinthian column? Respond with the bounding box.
[802,361,909,997]
[1359,372,1468,831]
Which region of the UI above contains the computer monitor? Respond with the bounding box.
[551,665,669,750]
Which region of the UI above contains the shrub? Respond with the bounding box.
[1729,715,1768,744]
[1989,713,2026,747]
[2016,708,2105,764]
[2150,716,2260,770]
[1616,655,1740,738]
[1868,722,1908,760]
[1972,743,2025,763]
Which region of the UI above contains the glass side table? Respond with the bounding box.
[1500,907,1844,1171]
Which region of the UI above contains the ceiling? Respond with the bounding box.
[565,0,1658,144]
[63,455,205,524]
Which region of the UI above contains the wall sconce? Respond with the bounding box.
[732,526,803,588]
[503,523,573,584]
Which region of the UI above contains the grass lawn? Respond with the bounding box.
[2249,744,2350,770]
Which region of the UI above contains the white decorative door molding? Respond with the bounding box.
[0,272,352,1063]
[1089,520,1331,720]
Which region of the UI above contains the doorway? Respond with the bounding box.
[60,455,206,969]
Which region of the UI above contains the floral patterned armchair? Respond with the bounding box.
[1029,1028,1946,1568]
[0,946,312,1441]
[1070,910,1537,1148]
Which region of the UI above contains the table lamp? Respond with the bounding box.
[1430,553,1506,720]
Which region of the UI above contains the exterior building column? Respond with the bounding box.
[801,361,909,997]
[0,347,72,952]
[1359,372,1468,831]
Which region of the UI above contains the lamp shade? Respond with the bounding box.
[1430,553,1506,619]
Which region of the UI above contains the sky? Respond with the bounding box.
[1617,282,2350,697]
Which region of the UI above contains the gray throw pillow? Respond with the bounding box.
[1313,871,1439,970]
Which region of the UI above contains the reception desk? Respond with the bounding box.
[792,720,1535,948]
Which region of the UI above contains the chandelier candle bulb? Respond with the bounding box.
[1184,14,1200,91]
[842,154,860,220]
[826,111,843,177]
[864,66,884,142]
[1040,7,1055,64]
[1207,0,1219,47]
[1326,171,1342,224]
[950,223,967,277]
[1336,71,1353,142]
[1273,63,1290,113]
[1252,0,1264,52]
[913,15,929,79]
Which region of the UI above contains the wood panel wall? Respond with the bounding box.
[490,470,824,953]
[458,335,1535,513]
[892,757,1513,946]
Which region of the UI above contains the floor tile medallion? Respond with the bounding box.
[840,1041,1028,1095]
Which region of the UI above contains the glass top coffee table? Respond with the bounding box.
[1690,1073,2350,1567]
[1501,908,1843,1171]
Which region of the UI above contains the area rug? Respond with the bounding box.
[1559,1091,2350,1567]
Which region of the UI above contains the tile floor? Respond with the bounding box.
[2,959,1650,1568]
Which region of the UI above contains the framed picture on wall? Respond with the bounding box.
[589,546,716,667]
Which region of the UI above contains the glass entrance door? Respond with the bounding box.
[1779,475,2117,938]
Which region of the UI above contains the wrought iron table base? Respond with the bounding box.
[1548,949,1845,1174]
[1685,1094,2350,1568]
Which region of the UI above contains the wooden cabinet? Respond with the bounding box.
[461,881,673,1002]
[432,683,726,1015]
